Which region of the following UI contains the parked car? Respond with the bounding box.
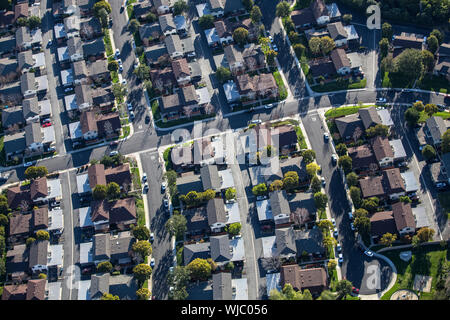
[348,211,353,220]
[42,122,52,128]
[250,119,262,124]
[264,103,275,109]
[150,233,154,242]
[161,182,167,192]
[268,35,273,43]
[350,222,355,231]
[331,218,336,226]
[333,227,338,238]
[127,103,133,111]
[115,49,120,58]
[143,183,149,192]
[23,161,35,167]
[129,111,135,120]
[364,250,374,257]
[436,182,447,190]
[331,154,338,165]
[109,151,119,156]
[145,115,150,123]
[376,97,387,103]
[352,287,360,295]
[47,40,52,47]
[110,141,119,147]
[323,132,329,142]
[338,253,343,264]
[150,258,155,268]
[119,65,123,72]
[163,199,169,209]
[321,176,326,186]
[142,173,147,182]
[46,147,56,153]
[272,44,278,52]
[336,243,342,253]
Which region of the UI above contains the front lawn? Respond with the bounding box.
[131,166,141,190]
[294,126,307,149]
[155,113,216,128]
[324,104,373,120]
[103,28,113,57]
[120,126,130,139]
[311,78,366,93]
[418,111,450,123]
[135,197,146,226]
[151,99,161,122]
[273,71,288,100]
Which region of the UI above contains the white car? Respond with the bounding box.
[150,258,155,268]
[142,173,147,182]
[109,151,119,156]
[115,49,120,58]
[150,232,154,242]
[161,182,167,192]
[333,227,338,238]
[264,103,275,109]
[331,218,336,226]
[321,176,326,186]
[364,250,374,257]
[251,119,262,124]
[143,182,149,192]
[350,222,355,231]
[163,199,169,209]
[121,79,127,85]
[338,253,343,264]
[348,211,353,220]
[119,65,123,72]
[323,132,329,141]
[117,59,122,65]
[336,244,342,253]
[376,97,387,103]
[268,35,273,43]
[127,103,133,111]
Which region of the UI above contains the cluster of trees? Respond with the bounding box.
[24,166,48,180]
[352,208,371,235]
[338,155,352,175]
[198,15,215,29]
[112,82,128,102]
[365,124,389,138]
[404,101,441,128]
[133,263,152,285]
[92,182,121,200]
[165,213,187,239]
[99,153,125,167]
[36,230,50,241]
[270,284,313,300]
[132,225,150,241]
[412,227,435,246]
[215,66,232,84]
[16,16,41,29]
[179,189,216,206]
[259,37,277,66]
[167,266,190,300]
[383,48,436,83]
[134,65,151,81]
[93,0,112,28]
[173,0,188,16]
[233,27,249,46]
[308,36,336,57]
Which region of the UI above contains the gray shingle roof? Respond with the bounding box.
[426,116,447,144]
[358,107,382,130]
[183,242,210,265]
[25,122,42,145]
[275,227,296,257]
[212,272,232,300]
[210,235,232,262]
[164,34,182,55]
[22,97,39,120]
[207,198,226,226]
[269,190,291,217]
[29,240,48,268]
[90,273,110,300]
[201,165,221,191]
[2,106,24,127]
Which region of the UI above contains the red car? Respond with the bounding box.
[42,122,52,127]
[352,287,360,295]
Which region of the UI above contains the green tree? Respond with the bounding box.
[225,188,236,201]
[252,183,268,196]
[416,227,435,242]
[338,155,352,174]
[250,5,262,24]
[269,180,283,192]
[97,261,113,273]
[366,124,389,138]
[424,103,438,117]
[132,240,152,260]
[430,29,443,44]
[24,166,48,180]
[26,237,36,247]
[106,182,121,200]
[350,186,362,208]
[167,266,190,300]
[314,192,328,210]
[322,235,336,248]
[393,48,425,80]
[36,230,49,241]
[276,1,291,18]
[0,214,8,227]
[335,143,347,156]
[215,66,232,83]
[342,14,352,25]
[265,49,277,65]
[310,175,321,193]
[442,129,450,154]
[165,213,187,238]
[302,149,316,164]
[187,258,211,280]
[354,215,370,235]
[101,293,120,300]
[320,36,335,56]
[379,38,389,58]
[92,184,107,200]
[289,31,300,44]
[132,225,150,241]
[380,233,397,247]
[0,195,9,215]
[16,17,27,27]
[108,60,119,72]
[173,0,188,15]
[336,279,353,299]
[233,27,249,46]
[422,50,435,72]
[38,273,47,280]
[133,263,152,283]
[226,223,241,237]
[404,107,420,127]
[426,35,439,53]
[399,195,412,204]
[317,219,334,232]
[328,260,337,271]
[413,101,425,112]
[136,288,151,300]
[346,172,359,188]
[318,290,337,300]
[283,171,299,190]
[145,12,157,23]
[134,64,151,81]
[198,14,214,29]
[308,37,321,56]
[293,43,306,58]
[381,22,392,40]
[94,0,112,15]
[242,0,254,11]
[422,144,436,161]
[98,8,109,28]
[128,18,141,34]
[27,16,41,29]
[361,197,379,214]
[202,189,216,202]
[306,162,321,178]
[112,83,128,101]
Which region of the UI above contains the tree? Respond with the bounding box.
[97,261,113,273]
[27,16,41,30]
[328,260,337,271]
[24,166,48,180]
[145,12,157,23]
[252,183,268,196]
[270,284,313,300]
[225,261,234,271]
[132,225,150,241]
[36,230,49,241]
[128,18,141,34]
[233,27,249,46]
[269,180,283,192]
[98,8,109,28]
[225,188,236,201]
[335,143,347,156]
[173,0,188,15]
[26,237,36,247]
[302,149,316,164]
[38,273,47,280]
[346,172,359,188]
[293,43,306,58]
[413,101,425,112]
[322,235,336,248]
[101,293,120,300]
[320,36,335,56]
[167,266,190,300]
[283,171,299,190]
[422,50,435,72]
[430,29,443,44]
[202,189,215,202]
[215,66,232,83]
[16,17,27,27]
[338,155,352,174]
[132,240,152,260]
[342,14,352,25]
[250,5,262,24]
[134,64,151,81]
[242,0,254,11]
[276,1,291,18]
[108,60,119,72]
[317,219,334,233]
[0,214,8,227]
[381,22,392,40]
[354,215,370,235]
[133,263,152,283]
[379,38,389,58]
[336,279,353,299]
[187,258,211,280]
[112,83,127,100]
[308,37,321,56]
[106,182,121,200]
[394,48,424,80]
[136,288,151,300]
[289,31,300,44]
[92,184,107,200]
[306,162,321,178]
[400,195,412,204]
[442,129,450,154]
[165,213,187,239]
[318,290,337,300]
[404,107,420,127]
[310,175,321,193]
[265,49,277,65]
[422,144,436,161]
[314,192,328,210]
[94,0,112,15]
[424,103,438,117]
[416,227,435,242]
[380,233,397,247]
[366,124,389,138]
[198,14,214,29]
[226,223,241,237]
[426,35,439,53]
[350,186,362,208]
[361,197,379,214]
[354,208,368,219]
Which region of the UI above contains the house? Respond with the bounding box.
[189,60,202,82]
[91,198,137,232]
[25,122,44,155]
[236,73,278,100]
[311,0,330,25]
[164,34,183,59]
[174,15,187,37]
[383,168,406,200]
[207,198,227,233]
[425,116,447,147]
[77,0,95,17]
[2,279,46,300]
[82,38,106,61]
[0,36,16,58]
[334,114,364,141]
[0,10,14,32]
[377,108,394,128]
[153,0,171,15]
[87,59,111,83]
[291,9,316,30]
[54,23,66,43]
[242,44,266,72]
[330,48,351,75]
[159,14,177,36]
[372,136,394,168]
[0,58,19,84]
[208,0,224,17]
[214,20,233,45]
[79,17,103,40]
[274,227,296,259]
[172,58,191,86]
[223,80,240,104]
[2,107,25,133]
[201,165,222,192]
[5,244,28,281]
[18,50,45,73]
[183,242,210,265]
[67,36,84,62]
[272,125,298,153]
[29,240,48,274]
[210,235,232,266]
[184,206,209,238]
[182,36,196,59]
[230,18,259,42]
[269,190,291,226]
[144,44,169,66]
[80,111,121,141]
[280,157,309,186]
[3,132,26,161]
[90,273,110,300]
[295,228,325,257]
[20,71,36,98]
[93,231,135,265]
[204,27,220,47]
[358,107,382,130]
[92,87,115,108]
[348,144,378,174]
[139,23,162,46]
[88,163,132,191]
[280,265,328,295]
[75,84,93,110]
[370,210,396,239]
[392,32,424,57]
[392,202,416,236]
[224,45,244,75]
[150,67,176,93]
[434,43,450,81]
[212,272,232,300]
[14,2,28,21]
[358,175,384,199]
[133,1,153,21]
[64,15,80,39]
[327,22,348,47]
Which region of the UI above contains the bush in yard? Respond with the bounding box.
[187,258,211,280]
[422,144,436,161]
[310,175,321,193]
[93,0,112,15]
[225,261,234,271]
[112,83,128,101]
[252,183,268,196]
[335,143,347,156]
[101,293,120,300]
[165,213,187,239]
[302,149,316,164]
[136,288,151,300]
[132,240,152,260]
[92,185,107,200]
[336,279,353,299]
[26,237,36,247]
[289,31,300,44]
[36,230,49,241]
[283,171,299,190]
[233,27,249,46]
[16,17,27,27]
[350,186,362,208]
[342,14,352,25]
[202,189,216,202]
[133,263,152,283]
[269,180,283,192]
[106,182,121,200]
[379,38,389,58]
[215,66,232,83]
[226,223,241,237]
[361,197,379,214]
[416,227,435,242]
[424,103,438,117]
[225,188,236,201]
[38,273,47,280]
[404,107,420,127]
[306,162,321,178]
[132,225,150,241]
[97,261,113,273]
[134,64,151,81]
[0,214,8,227]
[276,1,290,17]
[27,16,41,29]
[338,155,352,174]
[426,35,439,53]
[400,196,412,203]
[346,172,359,187]
[24,166,48,180]
[173,0,188,15]
[198,15,214,29]
[381,22,392,40]
[328,260,337,271]
[413,101,425,112]
[314,192,328,209]
[128,19,140,34]
[250,5,262,24]
[293,43,305,57]
[365,124,389,138]
[108,60,119,72]
[380,233,397,247]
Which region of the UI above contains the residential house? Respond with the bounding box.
[372,136,394,168]
[242,44,266,72]
[370,210,396,240]
[144,44,169,66]
[153,0,171,15]
[214,20,233,45]
[174,15,187,37]
[0,10,14,32]
[164,34,183,59]
[212,272,232,300]
[139,23,162,46]
[87,59,111,83]
[172,58,191,86]
[425,116,447,148]
[90,273,110,300]
[91,198,137,232]
[134,1,153,21]
[73,60,89,85]
[2,279,46,300]
[224,45,244,75]
[348,144,378,174]
[88,163,132,193]
[184,206,209,238]
[93,232,135,265]
[64,15,80,39]
[392,32,424,57]
[280,265,328,295]
[270,190,291,226]
[14,2,28,21]
[159,13,177,37]
[223,80,240,104]
[274,227,296,260]
[204,27,220,47]
[392,202,416,236]
[359,168,406,200]
[182,36,196,59]
[92,87,115,109]
[201,165,222,192]
[272,125,298,154]
[5,244,28,281]
[210,235,232,267]
[207,198,227,233]
[29,240,48,274]
[330,48,351,75]
[67,36,84,62]
[82,38,106,61]
[25,122,44,156]
[54,23,66,44]
[0,36,17,58]
[334,113,364,141]
[230,18,259,42]
[150,67,176,93]
[183,242,210,265]
[3,132,26,161]
[0,58,19,84]
[74,84,93,110]
[208,0,224,17]
[77,0,95,17]
[434,43,450,81]
[327,22,347,47]
[79,17,103,40]
[358,107,382,130]
[80,111,121,141]
[236,73,278,100]
[2,107,25,133]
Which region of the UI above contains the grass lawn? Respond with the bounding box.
[325,104,374,119]
[176,243,184,266]
[163,146,174,171]
[438,191,450,222]
[311,78,366,93]
[417,74,450,94]
[151,99,161,121]
[318,208,327,220]
[418,111,450,123]
[0,136,5,167]
[103,28,113,57]
[294,126,308,149]
[135,198,146,226]
[273,71,288,100]
[156,113,216,128]
[111,70,119,83]
[271,119,299,127]
[131,167,141,190]
[120,126,130,139]
[380,245,448,300]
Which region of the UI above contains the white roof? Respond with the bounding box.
[232,278,248,300]
[377,109,394,127]
[412,205,430,228]
[261,235,276,258]
[266,273,281,297]
[47,281,62,300]
[174,15,186,30]
[347,52,362,69]
[54,23,67,39]
[79,241,94,265]
[196,3,210,17]
[257,199,273,222]
[69,121,82,140]
[32,52,45,69]
[77,280,91,300]
[48,209,64,232]
[204,27,219,45]
[57,46,69,62]
[196,87,211,105]
[225,202,240,225]
[38,99,52,117]
[48,244,63,267]
[401,170,419,193]
[31,28,42,43]
[76,173,91,194]
[326,3,341,18]
[64,94,78,111]
[60,68,74,86]
[219,169,235,190]
[344,24,358,41]
[79,206,94,228]
[42,125,56,144]
[223,81,240,102]
[47,179,62,200]
[389,139,407,160]
[36,75,48,91]
[230,236,245,262]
